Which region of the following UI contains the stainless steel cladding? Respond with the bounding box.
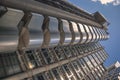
[48,17,60,46]
[84,25,92,43]
[78,23,87,44]
[0,8,24,52]
[62,19,72,45]
[70,21,80,44]
[89,26,96,42]
[28,13,44,49]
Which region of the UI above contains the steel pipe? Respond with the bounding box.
[0,8,24,53]
[48,17,60,47]
[28,13,44,49]
[70,21,80,44]
[62,19,72,45]
[0,0,102,28]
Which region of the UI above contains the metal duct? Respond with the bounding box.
[28,13,44,49]
[92,27,99,42]
[78,23,87,44]
[89,26,96,42]
[0,0,102,28]
[70,21,80,44]
[62,19,72,45]
[49,17,60,47]
[0,8,24,53]
[84,25,92,43]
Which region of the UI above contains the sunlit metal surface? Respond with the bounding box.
[95,28,101,40]
[49,17,60,46]
[93,27,99,42]
[78,23,87,43]
[89,26,96,42]
[62,19,72,45]
[96,28,101,41]
[84,25,92,43]
[71,21,80,44]
[0,8,24,52]
[101,30,107,40]
[28,13,44,49]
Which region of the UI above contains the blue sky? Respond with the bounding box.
[69,0,120,67]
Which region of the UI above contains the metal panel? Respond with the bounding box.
[84,25,92,43]
[49,17,60,46]
[100,30,104,40]
[102,30,107,39]
[89,26,96,42]
[96,28,102,40]
[71,21,80,44]
[98,29,103,40]
[28,13,44,49]
[0,8,24,53]
[92,27,99,42]
[78,23,87,44]
[95,28,101,41]
[62,19,72,45]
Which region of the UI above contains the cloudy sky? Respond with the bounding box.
[69,0,120,67]
[92,0,120,5]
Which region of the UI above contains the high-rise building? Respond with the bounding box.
[104,61,120,80]
[0,0,109,80]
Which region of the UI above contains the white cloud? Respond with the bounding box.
[91,0,120,5]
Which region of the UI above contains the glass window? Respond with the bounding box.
[77,45,84,54]
[72,61,84,77]
[41,48,54,64]
[62,46,72,58]
[45,71,54,80]
[78,59,89,74]
[97,66,103,75]
[35,74,45,80]
[83,57,94,70]
[95,52,103,63]
[88,55,98,67]
[0,52,21,78]
[92,54,101,64]
[63,65,71,75]
[91,70,99,80]
[52,69,61,80]
[95,67,101,78]
[99,51,106,61]
[68,46,78,56]
[101,50,107,59]
[54,47,65,60]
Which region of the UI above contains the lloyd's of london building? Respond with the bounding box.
[0,0,109,80]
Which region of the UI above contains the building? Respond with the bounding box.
[104,61,120,80]
[0,0,109,80]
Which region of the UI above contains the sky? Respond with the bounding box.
[69,0,120,67]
